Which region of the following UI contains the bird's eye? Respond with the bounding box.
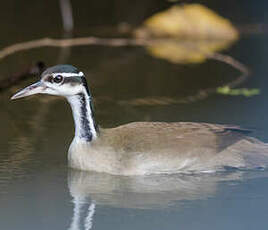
[53,75,63,84]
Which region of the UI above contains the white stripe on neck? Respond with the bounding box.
[52,71,84,78]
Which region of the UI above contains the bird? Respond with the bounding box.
[11,64,268,175]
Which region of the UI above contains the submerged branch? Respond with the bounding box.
[0,36,250,105]
[208,52,250,88]
[0,37,147,60]
[119,52,250,106]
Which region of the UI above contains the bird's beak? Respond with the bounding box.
[10,81,46,100]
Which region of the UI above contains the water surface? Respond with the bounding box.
[1,1,268,229]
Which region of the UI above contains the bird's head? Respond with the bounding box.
[11,64,89,100]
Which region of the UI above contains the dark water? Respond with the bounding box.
[1,1,268,230]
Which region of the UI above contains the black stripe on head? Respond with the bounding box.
[63,76,82,86]
[81,76,91,96]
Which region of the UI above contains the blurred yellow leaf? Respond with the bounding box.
[135,4,239,40]
[147,39,233,64]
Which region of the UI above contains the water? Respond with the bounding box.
[1,1,268,229]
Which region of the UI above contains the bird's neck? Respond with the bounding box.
[67,88,98,142]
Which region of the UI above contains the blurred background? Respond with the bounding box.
[1,1,268,230]
[1,0,268,41]
[1,0,268,136]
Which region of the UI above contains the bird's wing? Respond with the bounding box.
[100,122,252,155]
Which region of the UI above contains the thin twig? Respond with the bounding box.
[119,52,250,106]
[0,36,250,105]
[0,37,150,60]
[59,0,74,33]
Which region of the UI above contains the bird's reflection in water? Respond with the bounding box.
[68,196,95,230]
[68,168,266,230]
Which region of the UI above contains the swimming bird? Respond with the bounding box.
[11,64,268,175]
